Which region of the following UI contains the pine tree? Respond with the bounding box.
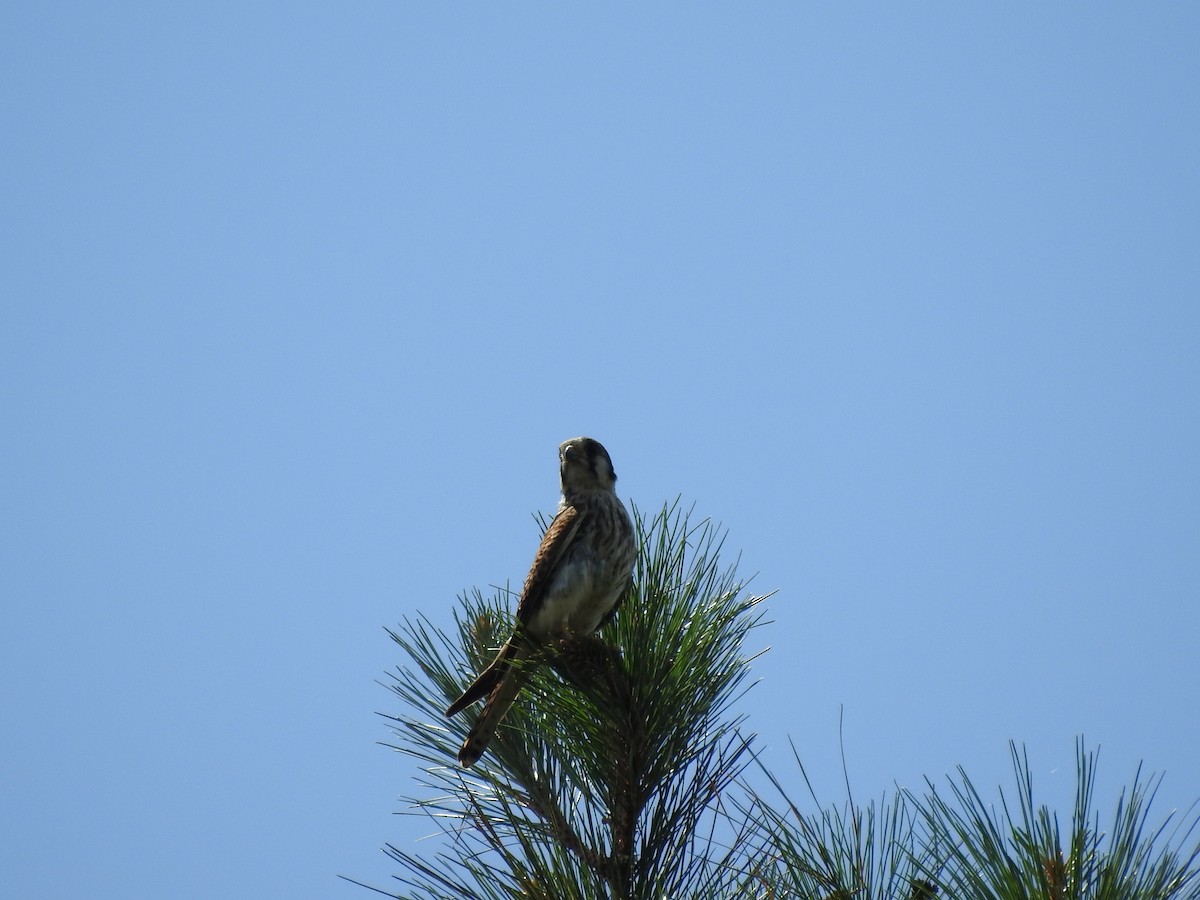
[363,501,1200,900]
[910,741,1200,900]
[375,501,769,898]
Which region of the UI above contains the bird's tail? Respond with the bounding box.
[457,651,534,767]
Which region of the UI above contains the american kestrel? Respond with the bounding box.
[445,436,636,768]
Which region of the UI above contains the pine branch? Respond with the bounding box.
[911,738,1200,900]
[365,501,1200,900]
[373,499,770,899]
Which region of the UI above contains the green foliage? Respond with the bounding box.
[911,740,1200,900]
[734,736,936,899]
[736,737,1200,900]
[371,500,770,900]
[364,500,1200,900]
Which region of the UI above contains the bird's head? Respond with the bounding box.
[558,436,618,497]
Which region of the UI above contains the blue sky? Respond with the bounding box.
[3,4,1198,898]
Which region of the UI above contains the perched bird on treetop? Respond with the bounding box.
[444,436,636,767]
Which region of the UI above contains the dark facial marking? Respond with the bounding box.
[585,440,615,482]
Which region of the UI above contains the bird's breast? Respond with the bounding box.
[526,555,621,640]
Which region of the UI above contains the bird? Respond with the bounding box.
[445,436,636,768]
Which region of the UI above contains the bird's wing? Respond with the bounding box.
[515,503,586,626]
[444,643,512,717]
[444,504,585,719]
